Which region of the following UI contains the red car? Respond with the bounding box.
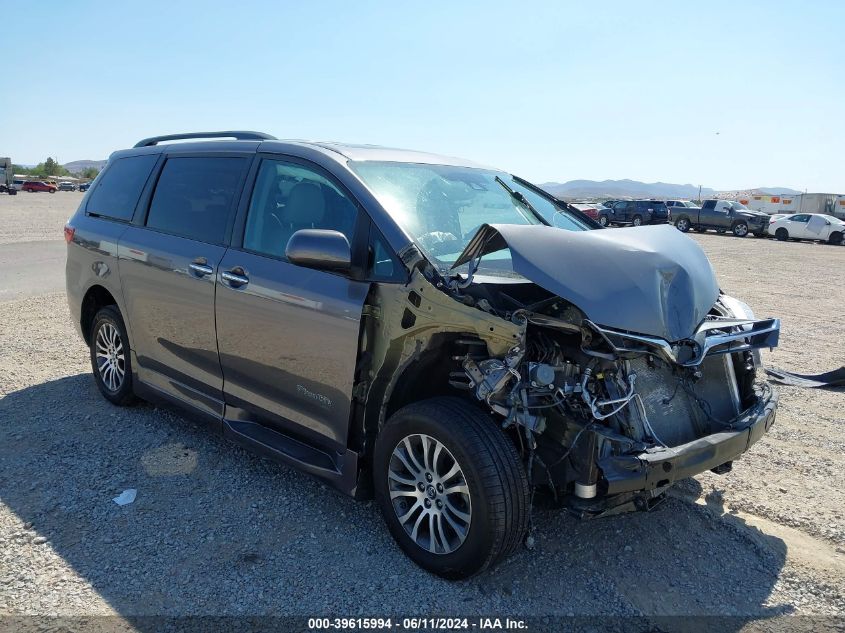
[23,181,57,193]
[569,203,602,221]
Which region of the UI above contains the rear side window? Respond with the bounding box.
[86,155,157,221]
[146,157,247,244]
[702,200,716,209]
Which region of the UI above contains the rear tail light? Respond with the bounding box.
[63,224,75,243]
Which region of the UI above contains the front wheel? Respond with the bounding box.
[732,222,749,237]
[632,215,643,227]
[675,217,691,232]
[89,306,135,406]
[598,215,609,227]
[373,397,529,579]
[829,232,843,245]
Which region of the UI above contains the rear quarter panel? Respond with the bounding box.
[65,213,132,344]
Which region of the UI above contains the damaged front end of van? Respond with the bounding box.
[364,223,779,517]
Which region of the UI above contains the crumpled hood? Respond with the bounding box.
[453,224,720,342]
[737,210,769,220]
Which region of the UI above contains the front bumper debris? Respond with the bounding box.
[598,386,778,497]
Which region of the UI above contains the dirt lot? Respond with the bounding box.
[1,193,843,622]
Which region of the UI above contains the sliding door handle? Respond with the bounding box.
[222,269,249,287]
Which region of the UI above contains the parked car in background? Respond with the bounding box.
[609,200,670,226]
[769,214,844,244]
[569,202,602,221]
[78,181,92,192]
[12,179,25,192]
[58,181,77,191]
[673,200,769,237]
[23,180,57,193]
[595,203,614,226]
[65,130,779,578]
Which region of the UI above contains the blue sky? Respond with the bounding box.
[2,0,843,191]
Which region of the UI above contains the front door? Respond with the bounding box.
[786,214,811,238]
[119,155,249,417]
[215,157,369,453]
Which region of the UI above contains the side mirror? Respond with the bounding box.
[286,229,351,272]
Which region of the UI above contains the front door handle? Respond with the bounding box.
[189,262,214,276]
[222,268,249,287]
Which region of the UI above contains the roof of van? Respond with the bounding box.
[120,133,495,170]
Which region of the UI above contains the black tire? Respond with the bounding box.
[775,228,789,241]
[717,229,726,234]
[89,306,135,406]
[829,232,843,245]
[598,215,609,227]
[631,215,643,227]
[675,217,691,232]
[373,397,529,579]
[732,222,749,237]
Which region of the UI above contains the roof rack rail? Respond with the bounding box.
[133,131,277,148]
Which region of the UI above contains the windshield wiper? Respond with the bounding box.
[494,176,541,218]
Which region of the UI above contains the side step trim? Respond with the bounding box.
[223,419,361,495]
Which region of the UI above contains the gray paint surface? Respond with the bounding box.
[455,223,720,342]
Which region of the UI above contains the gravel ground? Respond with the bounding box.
[0,194,843,621]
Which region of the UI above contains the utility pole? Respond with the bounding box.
[697,185,702,204]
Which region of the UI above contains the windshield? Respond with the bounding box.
[729,201,749,210]
[349,161,588,277]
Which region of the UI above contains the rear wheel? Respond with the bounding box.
[775,228,789,241]
[89,306,135,406]
[632,215,643,227]
[675,217,690,232]
[373,397,529,579]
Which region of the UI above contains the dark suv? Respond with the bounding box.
[609,200,670,226]
[66,131,779,578]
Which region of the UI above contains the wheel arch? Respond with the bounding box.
[80,284,120,346]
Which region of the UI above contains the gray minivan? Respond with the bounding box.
[66,131,779,578]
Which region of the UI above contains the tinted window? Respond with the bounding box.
[87,155,157,221]
[146,157,246,244]
[243,159,358,259]
[702,200,716,209]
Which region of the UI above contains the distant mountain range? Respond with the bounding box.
[63,159,107,174]
[540,179,802,200]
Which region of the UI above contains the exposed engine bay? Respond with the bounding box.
[444,276,777,515]
[366,224,780,516]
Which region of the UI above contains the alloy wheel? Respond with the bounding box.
[387,434,472,555]
[95,322,125,392]
[676,218,690,231]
